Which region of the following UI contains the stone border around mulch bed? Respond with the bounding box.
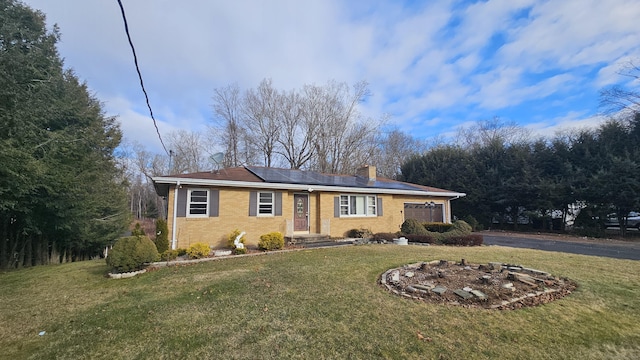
[380,260,577,310]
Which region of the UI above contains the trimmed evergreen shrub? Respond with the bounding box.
[451,220,472,233]
[400,218,429,235]
[154,219,169,253]
[440,234,484,246]
[423,222,453,233]
[258,232,284,251]
[106,235,159,272]
[187,242,211,259]
[404,234,437,244]
[131,222,145,236]
[234,247,247,255]
[462,215,483,231]
[160,249,179,261]
[176,248,187,256]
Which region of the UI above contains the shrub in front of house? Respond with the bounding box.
[423,222,453,233]
[160,249,179,261]
[258,232,284,251]
[462,215,483,231]
[401,218,430,235]
[450,219,472,233]
[234,247,247,255]
[346,228,373,239]
[106,235,159,273]
[404,234,437,244]
[154,219,169,253]
[187,242,211,259]
[440,234,484,246]
[131,222,146,236]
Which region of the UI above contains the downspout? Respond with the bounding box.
[171,181,180,250]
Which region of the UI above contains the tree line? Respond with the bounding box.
[401,113,640,237]
[0,0,129,268]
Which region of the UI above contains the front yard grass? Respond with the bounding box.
[1,245,639,359]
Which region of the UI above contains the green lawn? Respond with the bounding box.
[1,245,639,359]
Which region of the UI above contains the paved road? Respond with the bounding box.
[483,233,640,260]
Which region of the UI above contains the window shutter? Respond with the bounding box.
[377,197,383,217]
[249,191,257,216]
[334,196,340,218]
[209,190,219,217]
[275,192,282,216]
[176,187,187,217]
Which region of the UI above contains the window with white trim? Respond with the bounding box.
[340,195,377,216]
[187,189,208,217]
[258,191,274,216]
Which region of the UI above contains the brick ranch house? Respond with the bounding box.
[152,165,466,249]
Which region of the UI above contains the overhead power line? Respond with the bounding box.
[116,0,169,156]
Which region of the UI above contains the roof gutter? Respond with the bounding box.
[152,176,466,198]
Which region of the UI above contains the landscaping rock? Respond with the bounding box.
[454,289,474,300]
[432,286,447,295]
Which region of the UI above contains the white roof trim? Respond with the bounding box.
[152,176,466,198]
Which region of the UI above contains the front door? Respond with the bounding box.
[294,194,309,232]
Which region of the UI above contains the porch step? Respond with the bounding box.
[285,234,330,245]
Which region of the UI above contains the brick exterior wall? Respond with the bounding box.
[167,185,451,249]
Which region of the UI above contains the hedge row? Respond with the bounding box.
[403,234,483,246]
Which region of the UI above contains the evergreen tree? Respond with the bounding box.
[0,0,129,267]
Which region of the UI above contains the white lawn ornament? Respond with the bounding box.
[234,231,246,249]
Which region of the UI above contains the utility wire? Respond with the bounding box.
[116,0,169,156]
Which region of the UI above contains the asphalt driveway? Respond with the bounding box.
[482,231,640,260]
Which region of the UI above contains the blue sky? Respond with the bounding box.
[24,0,640,154]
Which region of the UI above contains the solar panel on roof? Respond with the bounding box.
[246,166,426,192]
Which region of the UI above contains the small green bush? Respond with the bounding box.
[106,235,159,272]
[462,215,483,231]
[423,222,453,233]
[176,248,187,256]
[160,249,179,261]
[404,234,437,244]
[227,229,246,249]
[234,247,247,255]
[187,242,211,259]
[346,228,373,238]
[154,219,169,253]
[401,218,429,235]
[440,234,484,246]
[451,220,472,233]
[258,232,284,251]
[131,222,146,236]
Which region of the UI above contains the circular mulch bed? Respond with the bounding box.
[380,259,577,310]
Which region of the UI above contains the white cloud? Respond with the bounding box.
[22,0,640,154]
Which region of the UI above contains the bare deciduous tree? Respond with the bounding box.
[211,84,256,167]
[374,128,427,179]
[243,79,282,167]
[304,80,377,173]
[166,130,210,174]
[275,89,314,169]
[600,60,640,115]
[455,116,530,149]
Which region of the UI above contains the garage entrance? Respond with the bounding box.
[404,203,443,222]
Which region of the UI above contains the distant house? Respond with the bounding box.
[152,165,465,249]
